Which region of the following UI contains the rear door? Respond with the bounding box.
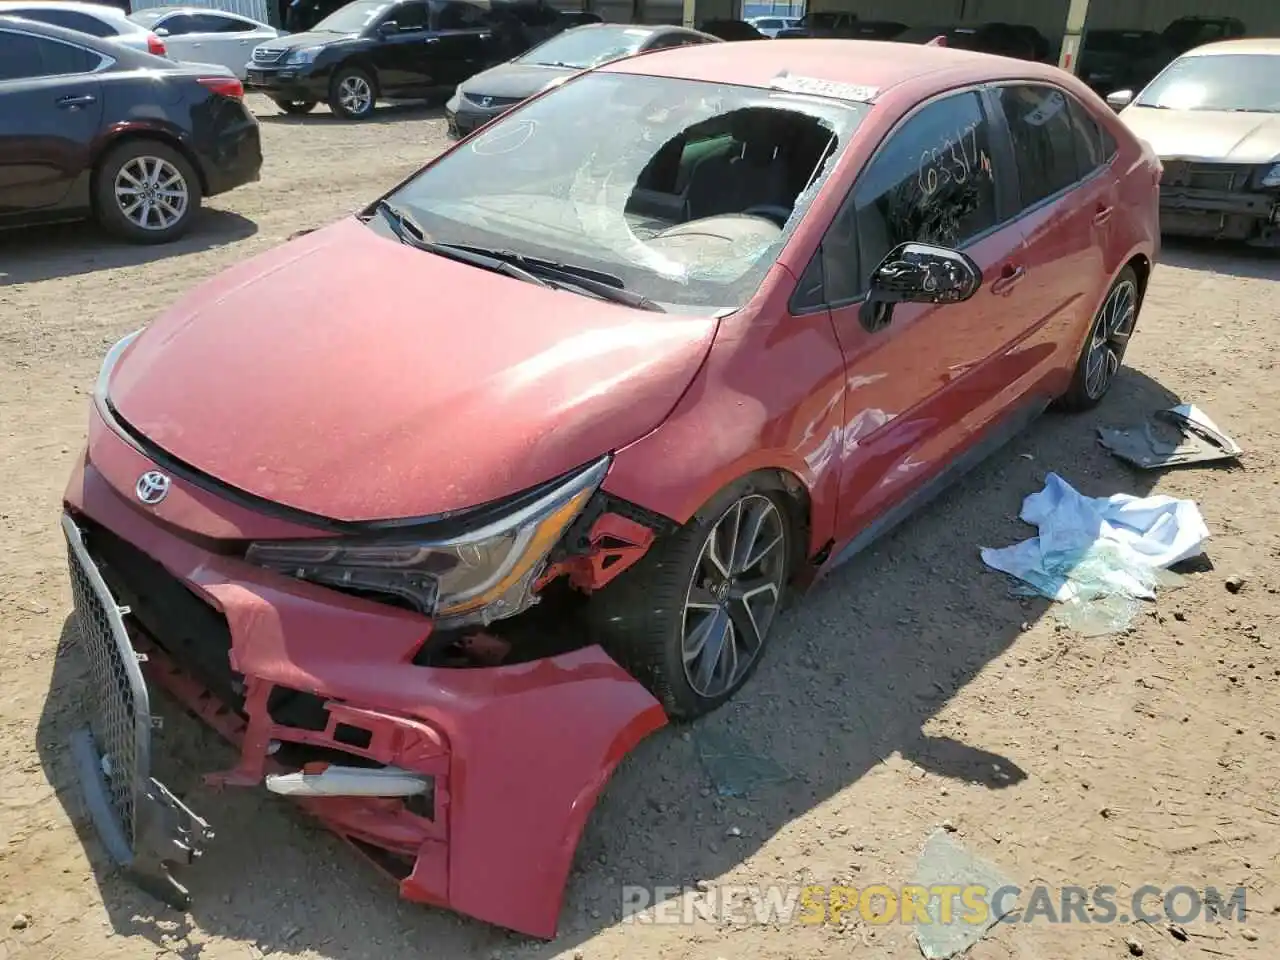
[794,87,1031,555]
[0,28,105,216]
[988,83,1120,383]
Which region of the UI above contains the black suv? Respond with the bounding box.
[245,0,563,119]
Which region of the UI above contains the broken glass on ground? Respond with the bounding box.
[911,828,1016,959]
[1098,403,1242,469]
[691,726,791,798]
[981,473,1206,636]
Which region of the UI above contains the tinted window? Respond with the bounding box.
[995,85,1081,208]
[0,31,102,78]
[9,8,116,36]
[382,1,428,30]
[189,13,257,32]
[513,2,558,27]
[431,0,487,29]
[155,13,198,34]
[1066,96,1110,172]
[819,90,999,303]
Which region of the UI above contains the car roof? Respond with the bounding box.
[136,5,244,14]
[1182,37,1280,56]
[0,10,134,44]
[0,0,129,17]
[600,37,1064,96]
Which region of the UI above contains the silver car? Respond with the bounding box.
[0,0,168,55]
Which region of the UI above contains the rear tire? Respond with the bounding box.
[93,140,201,245]
[588,476,794,721]
[272,98,318,115]
[329,67,376,120]
[1057,266,1139,411]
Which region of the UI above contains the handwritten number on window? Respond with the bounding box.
[917,120,991,198]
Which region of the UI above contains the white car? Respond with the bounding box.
[746,15,800,38]
[0,0,167,54]
[129,7,280,79]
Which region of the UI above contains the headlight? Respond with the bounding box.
[94,329,142,422]
[1260,163,1280,188]
[245,456,610,626]
[285,46,321,64]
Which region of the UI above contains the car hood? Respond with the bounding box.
[458,62,575,99]
[107,217,719,523]
[1120,106,1280,164]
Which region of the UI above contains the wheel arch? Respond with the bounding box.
[91,128,209,203]
[332,56,381,96]
[603,453,821,572]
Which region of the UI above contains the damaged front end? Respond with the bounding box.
[61,433,674,938]
[1158,159,1280,245]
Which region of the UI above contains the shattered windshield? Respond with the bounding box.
[380,72,866,311]
[1136,53,1280,112]
[517,25,652,69]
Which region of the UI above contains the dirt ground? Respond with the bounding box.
[1,96,1279,960]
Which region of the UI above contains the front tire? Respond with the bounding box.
[329,67,376,120]
[589,477,793,721]
[93,140,201,244]
[1057,266,1139,411]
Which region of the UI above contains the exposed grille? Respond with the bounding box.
[83,519,241,715]
[252,46,285,63]
[463,93,523,108]
[1161,161,1254,192]
[63,517,150,849]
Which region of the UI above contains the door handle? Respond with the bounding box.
[424,36,439,42]
[57,94,96,108]
[1093,204,1114,225]
[990,263,1025,295]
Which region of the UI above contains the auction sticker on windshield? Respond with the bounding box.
[769,72,878,103]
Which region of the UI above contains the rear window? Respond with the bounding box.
[7,7,117,36]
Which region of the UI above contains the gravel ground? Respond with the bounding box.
[1,95,1278,960]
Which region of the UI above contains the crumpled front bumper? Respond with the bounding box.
[61,441,667,939]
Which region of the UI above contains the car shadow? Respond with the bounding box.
[1158,237,1280,281]
[0,210,258,286]
[35,366,1180,959]
[253,101,445,126]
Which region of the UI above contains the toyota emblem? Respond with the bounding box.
[135,470,171,505]
[480,96,492,107]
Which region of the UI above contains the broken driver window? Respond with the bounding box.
[380,72,869,311]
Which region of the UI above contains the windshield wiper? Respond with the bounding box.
[442,243,666,312]
[371,200,552,289]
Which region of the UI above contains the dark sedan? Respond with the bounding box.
[0,15,261,243]
[445,23,721,138]
[246,0,562,120]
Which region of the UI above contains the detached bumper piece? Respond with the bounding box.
[61,515,213,909]
[1159,160,1280,245]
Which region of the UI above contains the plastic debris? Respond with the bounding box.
[691,727,791,798]
[1098,404,1242,469]
[911,829,1016,959]
[980,473,1207,635]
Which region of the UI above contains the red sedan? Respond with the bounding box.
[61,39,1159,937]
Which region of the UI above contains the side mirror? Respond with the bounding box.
[1105,89,1134,110]
[154,26,169,36]
[867,242,982,306]
[378,19,398,33]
